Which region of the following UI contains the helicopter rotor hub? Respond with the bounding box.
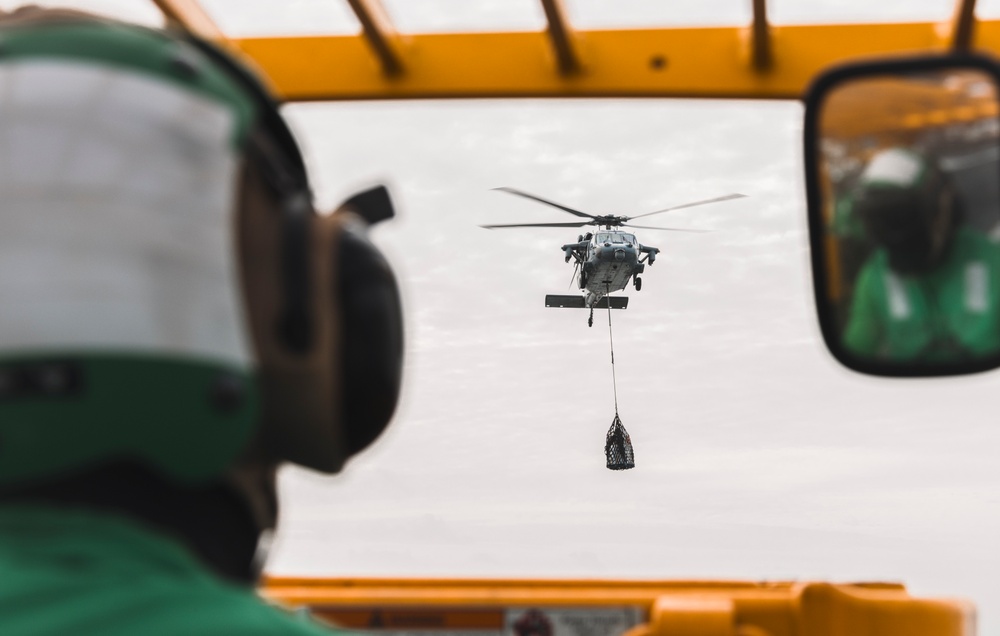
[592,215,628,228]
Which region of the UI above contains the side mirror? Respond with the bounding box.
[803,55,1000,377]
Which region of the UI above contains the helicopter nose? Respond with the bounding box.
[614,249,626,261]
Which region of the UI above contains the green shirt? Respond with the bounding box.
[0,505,336,635]
[843,227,1000,361]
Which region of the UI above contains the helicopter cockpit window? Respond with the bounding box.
[596,232,611,243]
[610,234,625,244]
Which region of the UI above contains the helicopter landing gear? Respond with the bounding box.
[633,276,642,291]
[588,308,594,328]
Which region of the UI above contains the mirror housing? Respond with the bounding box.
[804,55,1000,377]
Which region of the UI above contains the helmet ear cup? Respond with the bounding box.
[237,157,344,472]
[239,165,403,472]
[336,216,404,455]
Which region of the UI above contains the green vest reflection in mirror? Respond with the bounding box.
[844,226,1000,361]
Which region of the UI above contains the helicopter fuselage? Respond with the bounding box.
[562,230,658,307]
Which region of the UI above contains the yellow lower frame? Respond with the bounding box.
[261,577,974,635]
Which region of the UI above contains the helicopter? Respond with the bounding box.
[482,187,746,326]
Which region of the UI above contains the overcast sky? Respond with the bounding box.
[5,0,999,633]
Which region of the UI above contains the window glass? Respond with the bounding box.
[198,0,360,36]
[565,0,749,28]
[382,0,544,33]
[276,100,999,636]
[770,0,952,24]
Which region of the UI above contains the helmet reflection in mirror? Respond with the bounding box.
[0,11,404,490]
[852,148,959,276]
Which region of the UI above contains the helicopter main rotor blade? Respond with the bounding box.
[623,224,710,232]
[629,193,746,220]
[493,187,596,220]
[480,221,591,229]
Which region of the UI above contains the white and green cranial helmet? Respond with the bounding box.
[0,10,404,487]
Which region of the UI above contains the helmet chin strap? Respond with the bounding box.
[225,456,279,581]
[223,442,280,534]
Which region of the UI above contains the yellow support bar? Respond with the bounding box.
[231,20,1000,102]
[751,0,772,71]
[540,0,581,75]
[949,0,978,51]
[150,0,222,40]
[345,0,404,76]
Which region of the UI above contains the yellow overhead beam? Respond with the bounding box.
[150,0,222,40]
[231,20,1000,102]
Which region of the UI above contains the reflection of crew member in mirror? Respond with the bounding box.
[843,147,1000,361]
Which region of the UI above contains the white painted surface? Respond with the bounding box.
[0,61,249,365]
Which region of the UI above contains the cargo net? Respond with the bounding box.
[605,413,634,470]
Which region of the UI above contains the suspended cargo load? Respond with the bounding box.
[605,413,635,470]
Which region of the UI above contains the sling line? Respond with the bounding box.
[606,296,618,415]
